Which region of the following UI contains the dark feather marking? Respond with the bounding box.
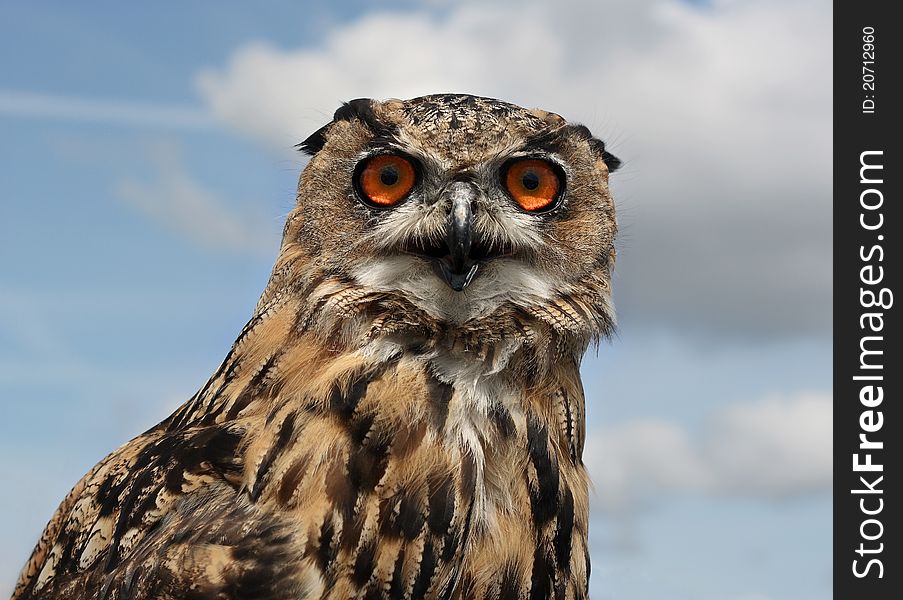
[411,538,437,599]
[324,460,361,553]
[168,427,244,492]
[443,475,475,564]
[436,578,457,600]
[454,573,477,600]
[397,494,426,540]
[341,512,366,554]
[276,453,311,505]
[427,475,455,535]
[498,566,521,600]
[379,491,425,540]
[426,376,453,433]
[460,452,477,504]
[328,371,370,420]
[95,473,121,518]
[88,427,242,572]
[225,352,282,421]
[264,396,293,425]
[297,121,332,156]
[518,126,571,154]
[483,342,496,367]
[313,516,336,575]
[392,421,427,459]
[527,416,560,526]
[439,527,459,564]
[335,364,398,500]
[560,388,578,464]
[197,381,233,427]
[250,411,297,500]
[389,547,408,600]
[553,488,575,570]
[363,585,383,600]
[348,412,376,446]
[347,430,391,494]
[328,358,398,423]
[353,538,377,586]
[529,546,554,600]
[57,532,79,576]
[324,457,354,515]
[488,402,515,439]
[103,457,162,570]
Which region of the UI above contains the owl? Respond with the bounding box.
[13,94,619,600]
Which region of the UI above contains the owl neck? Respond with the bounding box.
[166,258,592,432]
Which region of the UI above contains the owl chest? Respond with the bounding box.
[444,386,589,599]
[248,354,587,598]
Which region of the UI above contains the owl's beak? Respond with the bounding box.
[436,181,479,291]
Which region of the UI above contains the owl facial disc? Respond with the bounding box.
[295,95,620,320]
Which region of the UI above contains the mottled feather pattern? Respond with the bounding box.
[14,94,617,599]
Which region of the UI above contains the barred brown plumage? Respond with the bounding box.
[13,94,618,600]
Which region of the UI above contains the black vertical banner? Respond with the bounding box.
[835,2,900,598]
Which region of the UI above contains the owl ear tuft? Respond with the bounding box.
[600,148,621,173]
[297,124,331,156]
[596,144,621,173]
[331,98,379,126]
[567,124,622,173]
[297,98,380,156]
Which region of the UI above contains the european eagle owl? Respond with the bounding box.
[14,94,619,600]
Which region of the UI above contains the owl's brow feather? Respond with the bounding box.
[520,124,621,172]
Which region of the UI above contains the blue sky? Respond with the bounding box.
[0,1,831,598]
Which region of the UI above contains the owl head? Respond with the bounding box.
[278,94,618,353]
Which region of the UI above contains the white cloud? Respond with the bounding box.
[0,89,214,130]
[705,392,833,497]
[115,143,278,255]
[194,4,569,149]
[193,0,831,341]
[586,420,709,513]
[584,391,832,513]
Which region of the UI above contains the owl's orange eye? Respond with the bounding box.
[504,159,562,212]
[357,154,416,207]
